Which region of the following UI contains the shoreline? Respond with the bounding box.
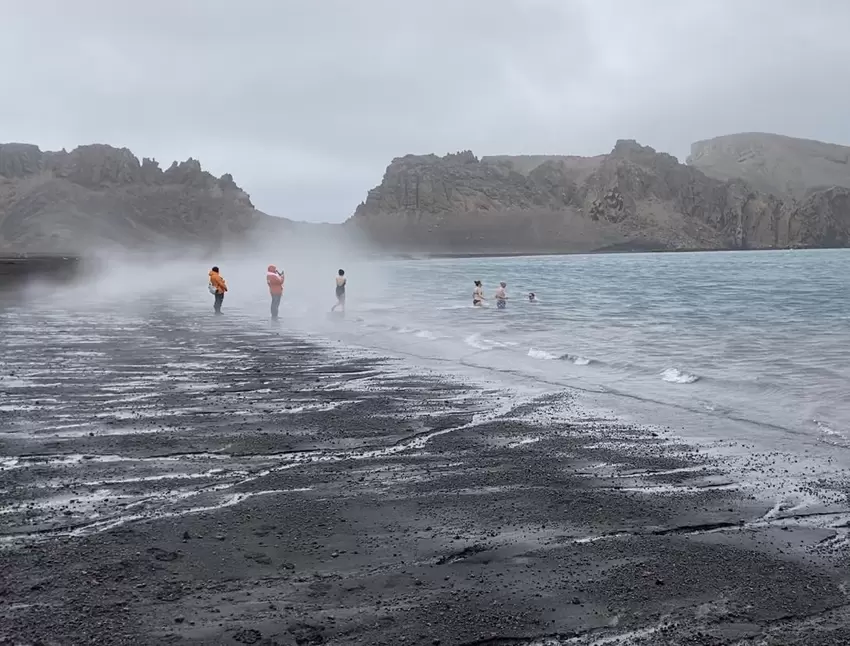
[0,254,83,288]
[2,302,850,644]
[0,243,834,273]
[386,244,821,260]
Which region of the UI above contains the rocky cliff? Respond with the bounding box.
[0,143,289,253]
[688,133,850,199]
[6,135,849,257]
[348,140,850,253]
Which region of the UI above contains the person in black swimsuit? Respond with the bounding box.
[472,280,485,306]
[331,269,346,312]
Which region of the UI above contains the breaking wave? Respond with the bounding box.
[660,368,700,384]
[463,333,516,351]
[527,348,592,365]
[528,348,559,360]
[815,419,842,437]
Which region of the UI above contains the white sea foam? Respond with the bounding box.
[393,326,440,340]
[528,348,559,360]
[661,368,699,384]
[815,420,842,437]
[0,377,38,389]
[507,436,541,448]
[464,333,492,350]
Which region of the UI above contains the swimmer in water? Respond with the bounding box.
[472,280,485,307]
[494,281,508,309]
[331,269,346,312]
[528,292,538,303]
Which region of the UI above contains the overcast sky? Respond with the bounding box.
[2,0,849,222]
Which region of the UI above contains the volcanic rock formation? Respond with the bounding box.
[688,132,850,199]
[347,138,850,253]
[4,134,850,256]
[0,143,286,253]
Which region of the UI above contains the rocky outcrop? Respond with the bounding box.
[0,143,253,202]
[0,143,276,253]
[792,187,850,248]
[348,139,848,253]
[6,136,849,256]
[0,144,43,178]
[688,133,850,199]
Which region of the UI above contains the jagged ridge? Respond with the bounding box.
[0,143,251,199]
[4,135,849,255]
[0,143,284,253]
[347,139,850,252]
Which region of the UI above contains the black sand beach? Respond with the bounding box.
[2,302,850,645]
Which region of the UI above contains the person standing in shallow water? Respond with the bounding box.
[494,281,508,309]
[331,269,346,313]
[266,264,284,321]
[208,266,227,315]
[472,280,485,307]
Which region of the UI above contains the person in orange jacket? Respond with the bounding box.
[266,264,284,320]
[208,266,227,314]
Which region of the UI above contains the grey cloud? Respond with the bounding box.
[1,0,849,221]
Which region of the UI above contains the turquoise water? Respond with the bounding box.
[324,249,850,444]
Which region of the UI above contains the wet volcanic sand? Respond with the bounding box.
[2,304,850,645]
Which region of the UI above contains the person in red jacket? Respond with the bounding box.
[266,264,284,320]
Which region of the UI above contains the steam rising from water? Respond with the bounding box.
[18,232,396,333]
